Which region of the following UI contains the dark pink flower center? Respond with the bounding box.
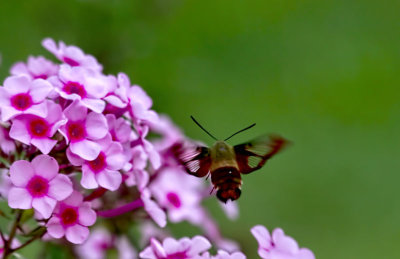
[63,81,86,98]
[166,192,181,208]
[60,207,78,226]
[27,176,49,197]
[166,252,187,259]
[63,57,80,67]
[28,118,49,138]
[34,74,48,79]
[66,122,86,142]
[88,152,107,173]
[10,93,33,111]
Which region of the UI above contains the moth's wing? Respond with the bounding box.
[172,142,211,177]
[234,135,288,174]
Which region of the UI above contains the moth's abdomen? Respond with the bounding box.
[211,167,242,203]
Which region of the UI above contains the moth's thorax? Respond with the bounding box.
[210,141,238,172]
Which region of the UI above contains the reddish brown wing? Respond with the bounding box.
[234,135,288,174]
[172,142,211,177]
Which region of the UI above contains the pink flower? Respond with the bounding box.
[49,64,115,113]
[0,124,15,154]
[9,101,66,154]
[0,75,53,121]
[251,225,315,259]
[42,38,103,71]
[127,86,159,125]
[10,56,58,80]
[139,236,211,259]
[59,100,108,160]
[149,167,205,224]
[67,134,125,191]
[46,191,97,244]
[8,155,73,218]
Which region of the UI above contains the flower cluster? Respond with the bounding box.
[0,39,315,259]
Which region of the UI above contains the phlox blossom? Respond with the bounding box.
[67,134,125,191]
[149,167,205,224]
[9,101,66,154]
[139,236,211,259]
[10,56,58,80]
[42,38,103,71]
[0,125,15,154]
[0,75,52,121]
[59,100,108,160]
[8,155,73,218]
[49,64,115,113]
[251,225,315,259]
[46,191,96,244]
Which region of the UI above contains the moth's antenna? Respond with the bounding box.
[191,116,218,141]
[224,123,256,141]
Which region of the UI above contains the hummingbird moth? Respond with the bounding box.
[173,116,288,203]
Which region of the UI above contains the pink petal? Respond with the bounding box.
[251,225,272,250]
[96,170,122,191]
[3,75,30,94]
[272,228,299,254]
[10,160,34,187]
[62,190,84,206]
[78,202,97,226]
[69,140,101,161]
[46,217,65,238]
[64,100,87,121]
[31,154,59,180]
[45,101,63,125]
[65,224,89,244]
[188,236,212,255]
[42,38,59,57]
[31,138,57,155]
[66,148,84,166]
[9,119,31,145]
[163,238,184,254]
[0,88,10,106]
[32,196,57,218]
[141,189,166,227]
[81,98,105,113]
[30,79,53,103]
[105,142,125,170]
[104,95,126,108]
[298,248,315,259]
[1,106,20,121]
[85,112,108,140]
[150,238,167,258]
[8,187,32,209]
[81,168,98,189]
[48,174,73,201]
[27,102,48,118]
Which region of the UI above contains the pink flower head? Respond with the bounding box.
[133,125,161,170]
[42,38,103,71]
[9,101,66,154]
[202,250,246,259]
[67,134,125,191]
[49,64,115,113]
[0,124,15,154]
[0,75,53,121]
[46,191,97,244]
[140,236,211,259]
[8,155,73,218]
[10,56,58,80]
[251,225,315,259]
[59,100,108,160]
[149,167,205,224]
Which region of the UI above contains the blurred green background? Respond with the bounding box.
[1,0,400,258]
